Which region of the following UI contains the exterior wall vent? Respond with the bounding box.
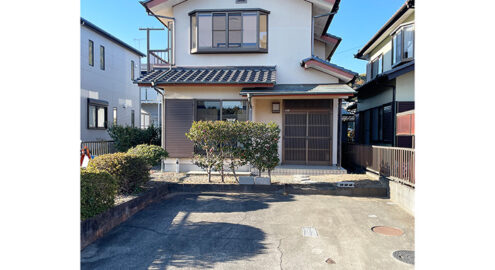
[236,0,247,4]
[337,182,355,188]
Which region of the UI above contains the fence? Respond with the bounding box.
[343,144,415,185]
[81,141,116,156]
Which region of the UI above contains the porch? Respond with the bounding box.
[254,164,346,176]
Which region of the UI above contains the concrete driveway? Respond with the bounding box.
[81,193,414,270]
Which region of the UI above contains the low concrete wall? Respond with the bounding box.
[80,183,170,249]
[388,179,415,216]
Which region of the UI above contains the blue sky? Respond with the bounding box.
[81,0,405,74]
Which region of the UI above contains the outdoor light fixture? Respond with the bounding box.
[272,102,280,113]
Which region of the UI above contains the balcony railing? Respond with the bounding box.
[149,49,170,68]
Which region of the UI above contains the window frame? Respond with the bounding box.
[194,99,248,122]
[369,54,383,80]
[88,40,94,66]
[131,60,135,80]
[87,98,108,130]
[391,22,414,68]
[190,9,269,54]
[100,45,105,70]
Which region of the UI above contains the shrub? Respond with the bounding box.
[127,144,168,167]
[80,168,118,220]
[186,120,281,181]
[87,153,150,194]
[107,125,161,152]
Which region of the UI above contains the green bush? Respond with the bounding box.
[127,144,168,167]
[107,125,160,152]
[81,168,118,220]
[186,121,280,181]
[87,153,150,194]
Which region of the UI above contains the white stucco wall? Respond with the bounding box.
[81,25,142,141]
[396,70,414,101]
[170,0,338,84]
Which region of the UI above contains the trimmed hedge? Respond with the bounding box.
[87,153,150,194]
[81,168,118,220]
[107,125,160,152]
[127,144,168,167]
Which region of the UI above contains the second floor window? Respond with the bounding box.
[131,60,135,80]
[88,40,94,66]
[190,9,269,53]
[392,24,414,66]
[369,54,383,80]
[100,45,105,70]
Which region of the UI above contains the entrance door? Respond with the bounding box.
[283,100,332,165]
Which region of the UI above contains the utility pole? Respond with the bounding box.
[139,28,165,73]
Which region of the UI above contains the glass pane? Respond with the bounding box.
[131,61,134,80]
[88,105,96,128]
[97,107,105,128]
[100,46,105,70]
[147,89,158,100]
[404,25,414,59]
[371,108,379,141]
[229,31,241,47]
[242,12,257,47]
[228,13,241,30]
[197,101,221,121]
[213,13,226,30]
[213,31,226,48]
[198,13,212,47]
[88,40,94,66]
[191,15,197,49]
[394,31,402,64]
[222,101,247,121]
[113,108,117,125]
[378,56,383,74]
[259,14,268,49]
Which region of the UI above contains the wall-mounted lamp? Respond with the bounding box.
[272,102,280,113]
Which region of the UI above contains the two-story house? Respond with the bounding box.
[135,0,357,172]
[353,0,415,148]
[81,18,145,142]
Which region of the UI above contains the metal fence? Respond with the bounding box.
[343,144,415,185]
[81,141,116,156]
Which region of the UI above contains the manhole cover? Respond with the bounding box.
[393,250,414,265]
[371,226,404,236]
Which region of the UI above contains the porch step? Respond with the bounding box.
[255,165,347,176]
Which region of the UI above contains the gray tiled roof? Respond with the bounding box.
[241,84,355,96]
[135,66,276,85]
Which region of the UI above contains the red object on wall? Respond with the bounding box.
[396,110,415,136]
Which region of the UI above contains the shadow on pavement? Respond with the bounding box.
[81,193,293,269]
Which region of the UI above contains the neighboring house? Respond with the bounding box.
[80,18,145,141]
[140,71,162,129]
[136,0,357,172]
[353,0,415,148]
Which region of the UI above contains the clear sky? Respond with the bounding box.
[81,0,405,74]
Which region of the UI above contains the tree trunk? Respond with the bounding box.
[231,165,238,183]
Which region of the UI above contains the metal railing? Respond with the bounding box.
[149,49,170,67]
[343,144,415,185]
[81,141,116,156]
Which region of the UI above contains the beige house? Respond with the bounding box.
[136,0,357,172]
[354,0,415,148]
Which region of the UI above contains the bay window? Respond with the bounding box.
[392,23,414,66]
[190,9,269,53]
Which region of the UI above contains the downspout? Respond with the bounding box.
[383,84,397,146]
[151,81,166,171]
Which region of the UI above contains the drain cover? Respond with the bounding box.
[371,226,404,236]
[302,227,318,237]
[393,250,414,265]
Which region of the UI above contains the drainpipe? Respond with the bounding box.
[247,93,252,121]
[384,84,397,146]
[151,81,166,171]
[311,12,337,56]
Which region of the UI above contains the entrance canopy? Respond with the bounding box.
[240,84,355,98]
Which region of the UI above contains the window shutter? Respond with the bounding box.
[366,63,371,81]
[165,99,195,158]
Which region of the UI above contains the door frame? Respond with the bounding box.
[282,100,333,165]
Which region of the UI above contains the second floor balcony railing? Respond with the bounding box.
[149,49,170,68]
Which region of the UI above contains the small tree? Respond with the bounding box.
[247,122,280,177]
[186,121,220,182]
[225,121,249,182]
